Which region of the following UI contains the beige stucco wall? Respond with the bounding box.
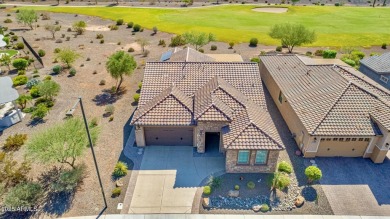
[317,139,369,157]
[194,121,228,153]
[135,126,146,147]
[368,121,390,163]
[225,150,279,173]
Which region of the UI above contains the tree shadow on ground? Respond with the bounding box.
[0,211,35,219]
[92,88,126,106]
[301,186,318,202]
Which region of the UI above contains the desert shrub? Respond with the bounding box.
[3,134,27,151]
[247,181,255,189]
[249,38,258,47]
[133,24,141,32]
[113,161,128,178]
[229,42,234,49]
[305,166,322,183]
[133,93,140,103]
[278,161,292,174]
[2,37,9,45]
[96,33,104,39]
[12,75,28,86]
[370,52,380,56]
[30,86,40,98]
[41,12,50,20]
[110,25,119,31]
[335,2,340,6]
[322,50,337,59]
[37,49,45,57]
[116,19,124,25]
[138,82,142,90]
[4,182,42,208]
[109,116,114,122]
[112,187,121,197]
[86,57,91,61]
[269,172,290,190]
[105,104,115,115]
[341,58,356,67]
[69,68,76,76]
[260,204,270,212]
[31,103,49,120]
[351,50,365,60]
[158,39,166,47]
[12,58,28,70]
[15,42,24,50]
[99,80,106,85]
[52,65,62,74]
[140,28,144,32]
[128,47,135,52]
[382,43,387,49]
[72,20,86,35]
[198,48,204,53]
[250,57,260,63]
[55,39,63,43]
[276,46,283,52]
[169,35,186,47]
[43,75,52,81]
[203,186,211,195]
[314,49,323,56]
[210,45,217,50]
[90,117,98,128]
[207,175,222,189]
[66,36,70,41]
[11,35,18,41]
[142,50,150,57]
[100,39,104,44]
[34,98,54,108]
[4,18,12,23]
[127,22,134,28]
[234,185,240,190]
[26,78,41,89]
[52,164,86,192]
[306,51,313,56]
[53,48,61,53]
[18,70,26,75]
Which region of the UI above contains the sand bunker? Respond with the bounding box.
[252,7,288,13]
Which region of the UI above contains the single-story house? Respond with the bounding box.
[359,52,390,90]
[131,48,284,173]
[260,55,390,163]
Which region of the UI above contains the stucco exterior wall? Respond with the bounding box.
[225,150,279,173]
[135,126,145,147]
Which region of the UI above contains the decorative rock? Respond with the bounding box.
[294,195,305,207]
[295,150,302,156]
[202,197,210,208]
[252,204,261,212]
[228,190,239,197]
[115,179,123,187]
[310,159,316,164]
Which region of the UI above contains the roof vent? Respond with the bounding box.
[306,69,312,76]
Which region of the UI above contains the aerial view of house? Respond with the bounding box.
[0,0,389,218]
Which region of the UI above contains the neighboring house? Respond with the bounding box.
[260,55,390,163]
[160,47,244,62]
[359,52,390,90]
[131,48,284,173]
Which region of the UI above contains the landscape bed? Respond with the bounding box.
[17,5,390,47]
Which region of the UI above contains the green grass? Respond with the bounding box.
[0,49,18,57]
[18,5,390,47]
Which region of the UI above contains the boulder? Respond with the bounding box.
[202,197,210,208]
[294,195,305,207]
[115,179,123,187]
[228,190,239,197]
[252,204,262,212]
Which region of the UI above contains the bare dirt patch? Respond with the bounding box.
[252,7,288,13]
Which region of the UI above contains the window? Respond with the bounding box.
[358,138,364,141]
[326,138,331,141]
[339,138,344,141]
[352,138,357,141]
[380,75,389,84]
[346,138,351,141]
[255,150,268,165]
[364,138,370,142]
[278,91,284,104]
[333,138,338,141]
[320,138,325,141]
[237,150,250,164]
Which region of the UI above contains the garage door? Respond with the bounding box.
[317,139,369,157]
[145,127,193,146]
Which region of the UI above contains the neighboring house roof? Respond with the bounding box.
[260,55,390,136]
[164,47,216,62]
[206,54,244,62]
[360,52,390,74]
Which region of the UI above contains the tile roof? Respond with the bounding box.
[167,47,216,62]
[370,103,390,130]
[260,55,390,136]
[360,52,390,74]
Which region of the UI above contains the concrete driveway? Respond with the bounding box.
[316,152,390,216]
[129,146,225,214]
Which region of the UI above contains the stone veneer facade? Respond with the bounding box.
[226,150,279,173]
[194,121,228,153]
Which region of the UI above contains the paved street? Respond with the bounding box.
[128,146,225,214]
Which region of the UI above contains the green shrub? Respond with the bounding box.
[203,186,211,195]
[138,82,142,90]
[12,58,29,70]
[305,166,322,183]
[335,2,340,6]
[3,134,27,151]
[314,50,323,56]
[18,70,26,75]
[69,68,76,76]
[43,75,52,81]
[90,117,99,128]
[351,50,365,60]
[96,33,104,39]
[250,57,260,63]
[52,164,86,192]
[169,35,186,47]
[112,187,121,197]
[198,48,204,53]
[31,103,49,120]
[276,46,282,52]
[247,181,255,189]
[127,22,134,28]
[306,51,313,57]
[105,104,115,115]
[26,78,41,89]
[342,58,356,67]
[34,98,54,108]
[4,182,42,208]
[52,65,62,74]
[133,24,141,32]
[207,175,222,189]
[210,45,217,51]
[11,35,18,41]
[382,43,387,49]
[2,36,9,45]
[128,47,135,52]
[278,161,292,174]
[54,48,61,53]
[100,39,104,44]
[99,80,106,85]
[260,204,270,212]
[116,19,124,25]
[110,25,119,31]
[15,42,24,50]
[38,49,45,57]
[113,161,128,177]
[133,93,140,103]
[234,185,240,190]
[4,18,12,23]
[158,39,166,47]
[30,86,40,98]
[229,42,234,49]
[12,75,28,86]
[249,38,258,47]
[270,172,290,190]
[322,50,337,59]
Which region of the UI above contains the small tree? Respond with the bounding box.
[269,23,316,53]
[305,166,322,183]
[136,38,150,53]
[0,54,11,70]
[16,9,38,30]
[56,48,81,68]
[4,182,42,208]
[16,94,32,109]
[72,21,87,35]
[182,31,216,50]
[37,80,60,101]
[106,51,137,93]
[27,118,99,169]
[31,103,49,120]
[270,172,290,191]
[44,24,61,39]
